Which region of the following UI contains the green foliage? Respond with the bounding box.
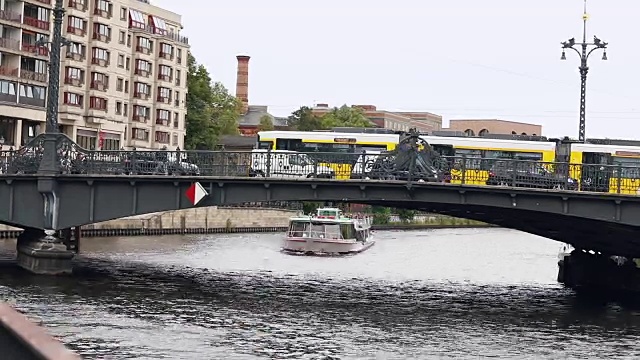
[287,106,324,131]
[371,206,391,225]
[258,115,275,131]
[396,208,416,223]
[185,52,240,150]
[302,202,322,214]
[287,105,373,131]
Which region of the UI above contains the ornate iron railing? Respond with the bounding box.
[2,132,640,195]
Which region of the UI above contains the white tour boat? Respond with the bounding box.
[282,207,374,255]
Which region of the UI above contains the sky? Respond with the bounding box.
[151,0,639,139]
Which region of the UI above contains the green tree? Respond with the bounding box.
[320,105,373,128]
[287,106,324,131]
[258,114,275,131]
[185,53,240,150]
[396,208,416,223]
[371,206,391,225]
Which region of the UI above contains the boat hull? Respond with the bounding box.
[282,237,375,255]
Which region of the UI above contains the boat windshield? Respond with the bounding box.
[288,221,352,239]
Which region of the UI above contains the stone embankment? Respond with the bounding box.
[0,208,492,238]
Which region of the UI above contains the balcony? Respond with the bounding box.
[68,0,86,10]
[136,45,151,55]
[92,32,110,43]
[33,0,52,4]
[132,114,149,123]
[129,24,189,46]
[133,92,150,100]
[157,74,172,82]
[20,69,47,83]
[93,6,112,18]
[66,49,86,61]
[91,57,109,67]
[66,26,86,36]
[0,9,21,24]
[134,68,150,77]
[159,51,173,60]
[156,95,170,104]
[22,44,49,56]
[0,67,18,78]
[23,17,50,31]
[64,76,83,86]
[90,80,107,91]
[0,37,20,52]
[155,118,170,126]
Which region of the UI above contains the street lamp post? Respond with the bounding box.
[560,0,608,143]
[36,0,70,175]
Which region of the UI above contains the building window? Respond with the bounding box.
[128,9,145,29]
[176,49,182,64]
[69,0,86,11]
[135,59,152,76]
[134,82,150,98]
[101,134,120,150]
[133,105,150,121]
[175,70,181,86]
[66,42,85,61]
[158,65,171,81]
[67,16,85,34]
[116,101,122,115]
[91,47,109,65]
[63,92,83,106]
[64,67,84,85]
[0,81,16,96]
[120,6,127,20]
[124,80,129,93]
[136,36,152,53]
[172,133,178,146]
[132,128,149,141]
[159,43,173,59]
[157,87,170,102]
[173,112,179,128]
[149,15,167,35]
[156,109,170,125]
[77,130,97,150]
[94,0,112,18]
[116,78,123,91]
[89,96,107,110]
[90,72,108,90]
[155,131,169,144]
[92,23,111,41]
[118,30,125,44]
[19,84,45,100]
[123,103,128,116]
[117,54,124,67]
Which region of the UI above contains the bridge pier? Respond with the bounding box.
[16,229,74,275]
[558,249,640,293]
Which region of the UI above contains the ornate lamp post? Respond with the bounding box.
[560,0,608,143]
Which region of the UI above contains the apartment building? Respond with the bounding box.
[0,0,189,150]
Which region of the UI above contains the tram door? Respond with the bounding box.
[582,152,612,192]
[554,141,571,179]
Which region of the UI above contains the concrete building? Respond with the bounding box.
[311,104,443,133]
[0,0,189,150]
[234,55,287,136]
[445,119,542,136]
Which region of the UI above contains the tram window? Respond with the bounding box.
[275,138,303,150]
[355,144,388,152]
[257,141,272,149]
[613,157,640,178]
[433,144,455,156]
[454,149,482,170]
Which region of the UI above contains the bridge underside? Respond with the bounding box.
[2,176,640,256]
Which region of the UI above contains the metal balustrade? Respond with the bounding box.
[2,133,640,195]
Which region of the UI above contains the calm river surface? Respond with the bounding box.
[1,228,640,359]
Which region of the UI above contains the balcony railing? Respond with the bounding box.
[64,76,83,86]
[155,118,170,126]
[129,23,189,45]
[66,26,86,36]
[157,74,171,82]
[21,44,49,56]
[34,0,52,4]
[156,95,170,103]
[68,0,86,10]
[91,58,109,66]
[92,33,111,42]
[134,69,150,77]
[135,45,151,54]
[93,7,112,18]
[133,92,150,99]
[0,9,21,23]
[0,67,18,78]
[0,37,20,51]
[132,114,149,123]
[19,69,47,83]
[23,16,50,31]
[159,51,173,60]
[90,80,107,91]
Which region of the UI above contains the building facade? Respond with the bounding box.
[311,104,443,133]
[445,119,542,136]
[0,0,189,151]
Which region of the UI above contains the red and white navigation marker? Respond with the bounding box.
[185,182,208,205]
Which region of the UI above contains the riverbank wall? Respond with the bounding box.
[0,208,492,238]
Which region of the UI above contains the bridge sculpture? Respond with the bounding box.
[2,130,640,291]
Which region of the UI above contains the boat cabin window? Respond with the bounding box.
[288,221,344,239]
[317,209,340,218]
[340,224,355,239]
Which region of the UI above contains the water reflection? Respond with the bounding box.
[0,229,638,359]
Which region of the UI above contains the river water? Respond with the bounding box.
[0,228,639,359]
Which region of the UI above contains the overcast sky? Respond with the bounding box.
[152,0,638,139]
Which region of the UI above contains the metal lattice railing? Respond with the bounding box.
[2,133,640,195]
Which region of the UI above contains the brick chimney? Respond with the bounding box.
[235,55,250,114]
